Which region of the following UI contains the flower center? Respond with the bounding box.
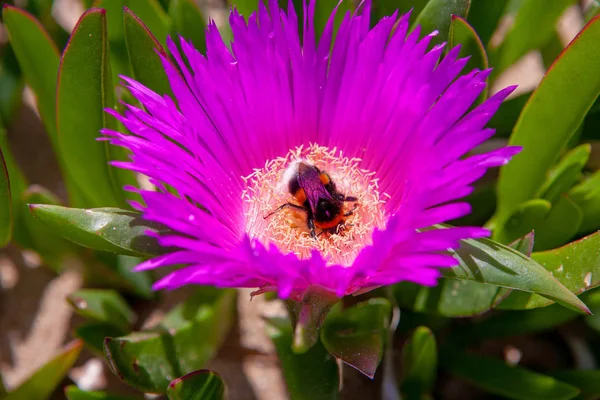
[242,144,388,266]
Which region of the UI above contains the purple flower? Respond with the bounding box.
[102,0,520,301]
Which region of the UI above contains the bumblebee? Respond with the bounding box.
[266,161,358,238]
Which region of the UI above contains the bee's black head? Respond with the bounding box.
[315,199,342,222]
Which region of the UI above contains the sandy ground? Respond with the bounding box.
[0,1,588,399]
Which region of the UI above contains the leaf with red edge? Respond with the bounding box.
[495,14,600,229]
[320,298,391,379]
[56,8,133,209]
[124,8,173,97]
[166,370,225,400]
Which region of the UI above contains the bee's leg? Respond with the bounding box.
[343,196,358,202]
[264,202,305,219]
[307,218,317,239]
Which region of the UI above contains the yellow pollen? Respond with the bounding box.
[242,144,388,266]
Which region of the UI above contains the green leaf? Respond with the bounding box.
[104,288,236,393]
[509,230,535,256]
[448,15,488,101]
[3,340,83,400]
[495,199,551,244]
[570,170,600,234]
[449,15,488,71]
[266,317,339,400]
[67,289,136,332]
[314,0,355,39]
[56,8,130,208]
[499,231,600,310]
[552,370,600,400]
[532,195,583,251]
[538,144,591,203]
[442,351,580,400]
[394,278,506,317]
[74,322,128,355]
[466,0,507,47]
[28,205,167,257]
[489,0,574,76]
[451,303,578,344]
[23,0,70,48]
[0,46,24,126]
[400,326,437,400]
[320,298,390,378]
[167,370,225,400]
[443,231,590,314]
[168,0,207,53]
[2,5,59,147]
[0,146,12,246]
[19,186,80,272]
[495,14,600,227]
[65,385,140,400]
[124,8,173,97]
[373,0,428,22]
[412,0,471,46]
[286,287,339,354]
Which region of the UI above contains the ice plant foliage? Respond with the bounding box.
[102,0,520,300]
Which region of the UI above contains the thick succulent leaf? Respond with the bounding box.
[532,195,582,251]
[266,317,339,400]
[443,233,590,314]
[104,288,236,393]
[466,0,507,47]
[67,289,136,332]
[57,8,132,208]
[95,0,170,86]
[490,0,574,75]
[450,303,579,344]
[394,279,506,318]
[74,322,128,355]
[166,370,225,400]
[18,186,80,272]
[394,231,537,318]
[412,0,471,46]
[3,340,83,400]
[400,326,437,400]
[0,46,23,126]
[65,385,141,400]
[442,351,580,400]
[320,298,390,379]
[28,205,168,257]
[373,0,426,21]
[499,231,600,310]
[2,5,59,146]
[496,195,582,251]
[570,170,600,234]
[314,0,354,38]
[495,199,551,244]
[538,144,591,203]
[552,370,600,400]
[124,8,173,97]
[168,0,207,53]
[449,15,488,80]
[495,14,600,227]
[0,147,12,246]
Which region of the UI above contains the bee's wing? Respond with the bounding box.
[298,172,332,214]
